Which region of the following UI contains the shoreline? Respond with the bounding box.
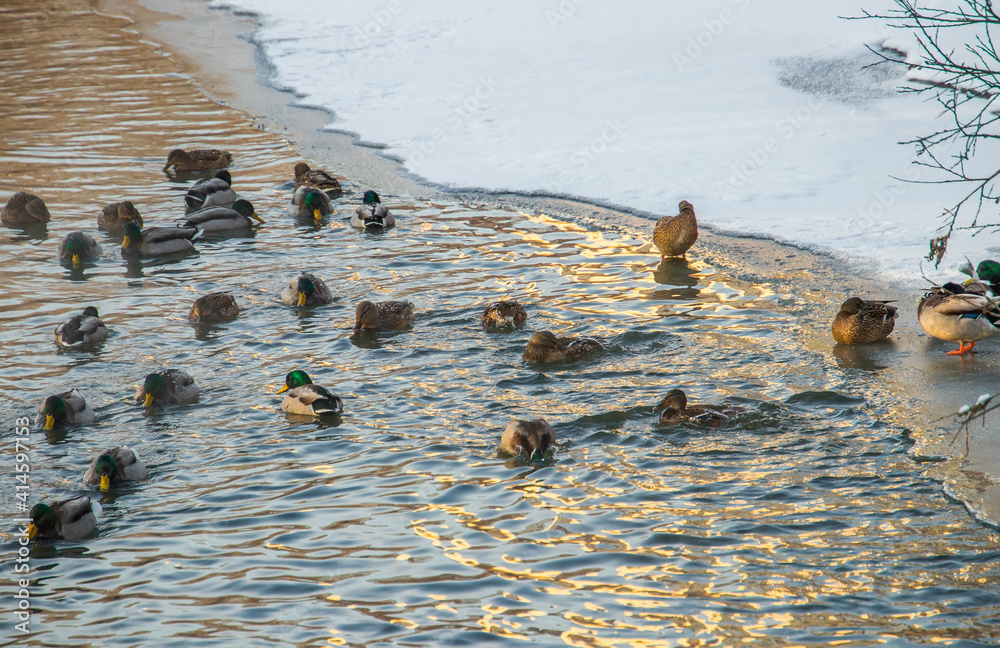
[95,0,1000,526]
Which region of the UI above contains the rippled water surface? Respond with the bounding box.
[2,3,999,647]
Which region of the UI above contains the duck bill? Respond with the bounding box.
[100,475,110,492]
[44,414,55,430]
[27,524,38,540]
[313,208,322,222]
[121,235,132,249]
[277,385,290,394]
[252,212,266,224]
[72,254,81,268]
[143,393,154,408]
[297,292,307,307]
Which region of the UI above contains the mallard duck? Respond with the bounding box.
[185,170,237,211]
[294,162,342,197]
[918,284,1000,354]
[36,388,95,430]
[354,300,414,330]
[653,200,698,259]
[831,297,897,344]
[2,191,51,228]
[959,259,1000,296]
[162,148,232,172]
[83,446,148,492]
[59,231,101,268]
[352,190,395,230]
[188,292,239,322]
[281,272,333,306]
[288,186,333,222]
[498,418,555,459]
[54,306,108,347]
[98,200,143,231]
[180,199,263,232]
[121,222,200,257]
[654,388,744,424]
[482,300,528,330]
[523,331,602,363]
[28,496,101,541]
[276,370,344,416]
[136,369,199,406]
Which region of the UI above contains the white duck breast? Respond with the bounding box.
[918,293,999,343]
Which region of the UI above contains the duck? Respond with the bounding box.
[498,418,555,460]
[918,283,1000,354]
[97,200,143,231]
[959,259,1000,296]
[27,496,101,541]
[121,221,200,257]
[184,170,237,211]
[654,388,745,424]
[294,162,342,197]
[288,186,333,222]
[482,300,528,331]
[276,370,344,416]
[2,191,51,228]
[180,199,264,232]
[58,231,101,268]
[653,200,698,259]
[136,369,199,407]
[352,190,395,230]
[162,148,232,172]
[54,306,109,347]
[831,297,898,344]
[36,388,95,430]
[523,330,602,364]
[354,299,414,330]
[83,446,148,492]
[281,272,333,307]
[188,292,240,322]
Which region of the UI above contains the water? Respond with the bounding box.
[2,2,1000,646]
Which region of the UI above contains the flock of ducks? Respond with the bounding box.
[3,148,996,540]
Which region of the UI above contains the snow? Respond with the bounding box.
[210,0,1000,283]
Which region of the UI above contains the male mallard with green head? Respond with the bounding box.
[288,186,334,222]
[188,292,240,322]
[162,148,232,172]
[482,300,528,331]
[653,388,744,424]
[918,282,1000,355]
[36,388,95,430]
[54,306,108,348]
[282,272,333,307]
[523,331,602,364]
[28,496,101,541]
[136,369,199,407]
[277,370,344,416]
[84,446,148,492]
[121,222,200,257]
[294,162,342,198]
[831,297,897,345]
[180,199,264,232]
[185,170,237,211]
[653,200,698,259]
[354,299,414,331]
[2,191,51,228]
[352,190,395,230]
[98,200,143,231]
[498,418,555,460]
[59,231,101,268]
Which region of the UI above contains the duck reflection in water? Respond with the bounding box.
[650,258,700,300]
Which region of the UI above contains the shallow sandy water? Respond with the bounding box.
[2,1,1000,646]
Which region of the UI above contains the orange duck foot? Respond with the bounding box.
[945,341,976,355]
